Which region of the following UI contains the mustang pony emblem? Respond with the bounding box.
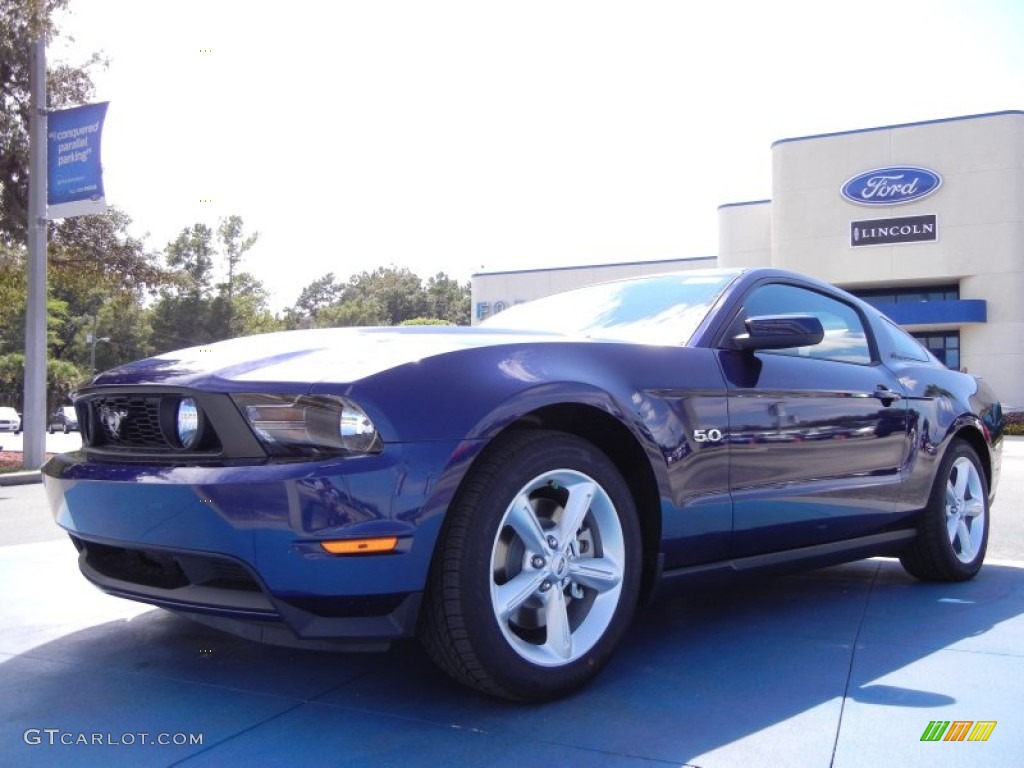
[99,404,129,439]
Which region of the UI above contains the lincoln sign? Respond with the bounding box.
[851,214,937,247]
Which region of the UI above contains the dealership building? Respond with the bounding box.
[472,110,1024,406]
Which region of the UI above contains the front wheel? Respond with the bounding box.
[900,440,989,582]
[420,430,641,701]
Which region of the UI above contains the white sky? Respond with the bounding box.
[52,0,1024,312]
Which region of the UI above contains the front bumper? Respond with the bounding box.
[42,440,474,645]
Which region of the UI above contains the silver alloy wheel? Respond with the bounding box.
[946,455,986,563]
[489,468,625,667]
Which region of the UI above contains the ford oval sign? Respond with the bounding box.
[840,166,942,206]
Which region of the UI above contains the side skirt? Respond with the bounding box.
[650,529,917,602]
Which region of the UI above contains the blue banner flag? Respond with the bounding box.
[47,101,109,219]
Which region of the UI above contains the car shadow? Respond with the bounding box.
[1,559,1021,766]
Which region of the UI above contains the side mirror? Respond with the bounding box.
[733,314,825,351]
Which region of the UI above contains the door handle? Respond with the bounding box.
[871,386,903,404]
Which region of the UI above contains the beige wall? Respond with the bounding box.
[718,200,772,269]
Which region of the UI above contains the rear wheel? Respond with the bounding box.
[900,440,989,582]
[420,430,641,701]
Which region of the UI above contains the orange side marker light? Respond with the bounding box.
[321,537,398,555]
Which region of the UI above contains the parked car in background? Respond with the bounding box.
[49,405,79,434]
[0,407,20,432]
[41,268,1003,701]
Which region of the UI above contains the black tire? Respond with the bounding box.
[420,429,642,702]
[900,440,989,582]
[63,425,69,434]
[48,425,54,434]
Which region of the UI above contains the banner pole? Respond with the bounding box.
[24,36,48,469]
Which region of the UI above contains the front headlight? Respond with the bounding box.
[232,393,383,458]
[176,397,200,449]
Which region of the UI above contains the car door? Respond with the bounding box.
[717,280,910,557]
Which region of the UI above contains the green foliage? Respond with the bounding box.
[49,208,168,297]
[66,297,154,374]
[316,295,385,328]
[47,355,86,404]
[0,352,25,405]
[425,271,471,325]
[0,351,88,409]
[285,272,345,328]
[0,243,26,353]
[150,217,280,353]
[400,318,455,326]
[214,215,260,338]
[1003,410,1024,436]
[287,267,470,329]
[43,209,167,369]
[344,266,428,325]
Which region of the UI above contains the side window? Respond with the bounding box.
[738,283,873,364]
[882,318,933,363]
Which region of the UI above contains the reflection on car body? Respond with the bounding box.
[42,268,1002,701]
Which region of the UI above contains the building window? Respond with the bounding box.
[853,285,959,307]
[912,331,960,370]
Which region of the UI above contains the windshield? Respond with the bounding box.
[480,270,740,345]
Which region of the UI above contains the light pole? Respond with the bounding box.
[87,333,111,375]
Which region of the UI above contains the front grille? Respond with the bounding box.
[73,387,265,464]
[91,395,166,449]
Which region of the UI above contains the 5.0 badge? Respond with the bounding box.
[693,428,725,443]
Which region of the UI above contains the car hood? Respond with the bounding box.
[90,326,578,389]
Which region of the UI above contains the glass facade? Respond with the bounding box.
[912,331,960,370]
[850,286,963,370]
[854,285,959,306]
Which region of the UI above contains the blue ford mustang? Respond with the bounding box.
[43,268,1002,701]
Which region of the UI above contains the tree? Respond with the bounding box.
[425,271,470,325]
[150,217,278,352]
[46,209,168,368]
[216,215,258,337]
[285,272,345,328]
[286,266,471,329]
[0,352,88,410]
[317,295,385,327]
[0,352,24,406]
[210,271,279,339]
[150,224,217,351]
[164,223,216,293]
[342,266,428,325]
[48,208,167,297]
[0,242,26,353]
[68,296,154,374]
